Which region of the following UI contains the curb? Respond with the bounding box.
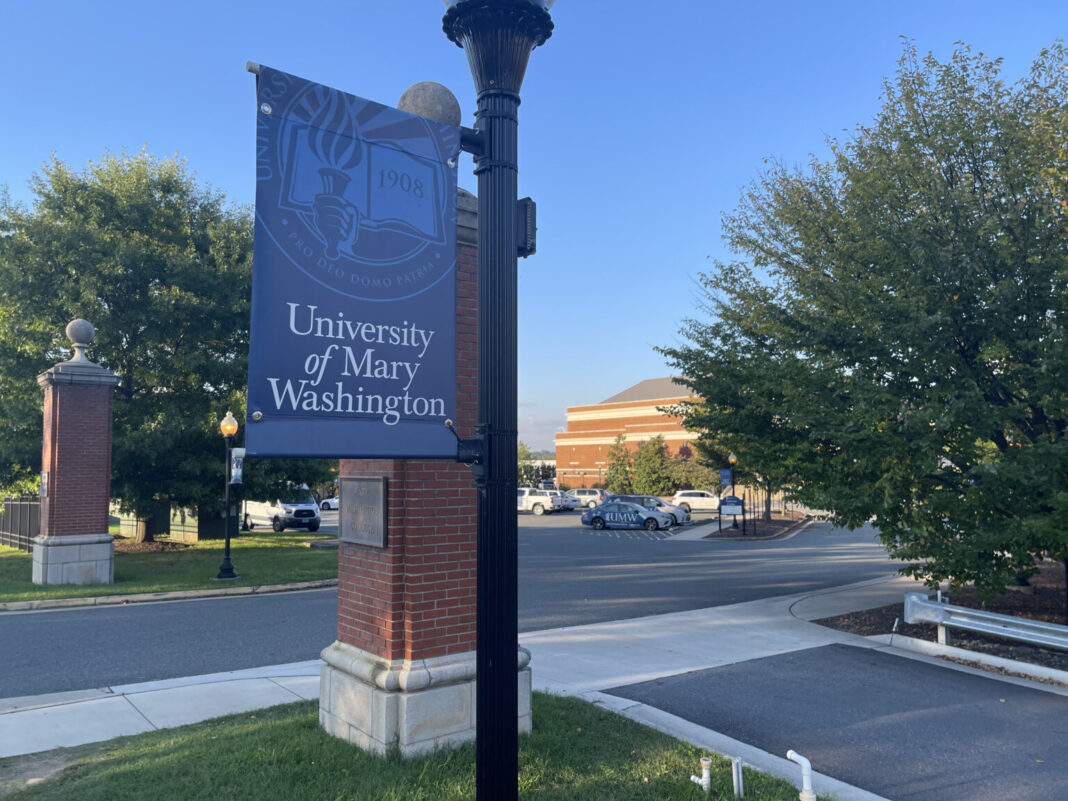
[699,516,816,542]
[0,579,338,613]
[871,632,1068,689]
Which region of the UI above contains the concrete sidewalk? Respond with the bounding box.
[2,573,1063,801]
[0,661,322,758]
[521,573,930,697]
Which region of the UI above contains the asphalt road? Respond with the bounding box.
[609,643,1068,801]
[519,513,898,631]
[0,589,338,699]
[1,512,897,699]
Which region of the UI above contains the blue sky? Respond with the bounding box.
[2,1,1064,450]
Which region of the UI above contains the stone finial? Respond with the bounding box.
[38,318,118,387]
[397,82,462,128]
[65,319,96,364]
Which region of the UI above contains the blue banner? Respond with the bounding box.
[245,66,460,458]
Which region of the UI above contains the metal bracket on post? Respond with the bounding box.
[459,125,486,157]
[445,419,486,482]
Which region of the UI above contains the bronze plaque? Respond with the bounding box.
[339,477,388,547]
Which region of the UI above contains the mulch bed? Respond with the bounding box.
[701,510,807,539]
[111,536,189,554]
[813,560,1068,676]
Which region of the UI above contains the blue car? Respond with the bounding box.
[581,501,674,531]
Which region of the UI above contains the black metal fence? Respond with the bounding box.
[0,497,40,552]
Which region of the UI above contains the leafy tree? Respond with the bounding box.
[664,445,721,494]
[663,400,794,521]
[0,151,334,537]
[661,42,1068,596]
[517,440,537,485]
[630,436,674,496]
[533,463,557,486]
[604,433,632,494]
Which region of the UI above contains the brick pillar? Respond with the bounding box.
[32,319,120,585]
[319,189,532,756]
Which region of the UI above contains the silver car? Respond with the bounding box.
[550,490,582,510]
[581,501,674,531]
[608,494,690,526]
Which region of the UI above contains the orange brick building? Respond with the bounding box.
[554,377,697,488]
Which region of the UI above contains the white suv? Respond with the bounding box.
[517,487,566,515]
[567,488,607,508]
[243,486,321,532]
[670,490,720,513]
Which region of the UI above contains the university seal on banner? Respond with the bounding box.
[245,65,460,459]
[255,67,460,302]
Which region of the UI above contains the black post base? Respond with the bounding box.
[215,558,238,581]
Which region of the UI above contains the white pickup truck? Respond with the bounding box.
[517,487,566,515]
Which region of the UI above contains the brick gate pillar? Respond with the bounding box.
[33,319,120,585]
[319,189,531,756]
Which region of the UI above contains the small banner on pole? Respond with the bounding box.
[245,65,461,458]
[230,448,245,485]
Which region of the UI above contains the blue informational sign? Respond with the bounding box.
[720,495,744,516]
[720,469,732,487]
[245,66,461,458]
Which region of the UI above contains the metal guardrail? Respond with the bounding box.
[904,592,1068,652]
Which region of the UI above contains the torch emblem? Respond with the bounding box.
[306,89,363,260]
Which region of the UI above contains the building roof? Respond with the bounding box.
[600,377,689,405]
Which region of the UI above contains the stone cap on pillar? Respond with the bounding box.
[37,319,120,388]
[395,81,477,247]
[458,188,476,245]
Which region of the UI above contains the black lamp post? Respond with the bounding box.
[217,410,239,581]
[442,2,553,799]
[728,452,738,528]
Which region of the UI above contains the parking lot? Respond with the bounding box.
[321,501,719,542]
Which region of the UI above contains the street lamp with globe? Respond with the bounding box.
[728,452,739,528]
[217,410,240,581]
[441,2,555,798]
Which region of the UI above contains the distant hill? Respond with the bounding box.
[530,450,555,460]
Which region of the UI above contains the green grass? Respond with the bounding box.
[0,532,337,603]
[0,694,818,801]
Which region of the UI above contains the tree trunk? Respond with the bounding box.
[132,500,170,543]
[133,517,154,544]
[763,486,772,521]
